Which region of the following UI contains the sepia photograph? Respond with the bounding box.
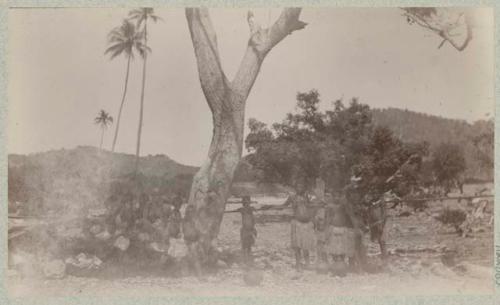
[6,5,495,298]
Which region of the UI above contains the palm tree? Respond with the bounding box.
[94,110,114,151]
[105,19,149,153]
[128,8,161,173]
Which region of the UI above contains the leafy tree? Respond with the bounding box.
[432,143,467,194]
[245,90,428,202]
[105,19,148,152]
[94,110,114,151]
[128,8,161,174]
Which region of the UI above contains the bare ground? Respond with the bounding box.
[7,196,494,298]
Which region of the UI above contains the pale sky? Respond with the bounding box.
[8,8,494,166]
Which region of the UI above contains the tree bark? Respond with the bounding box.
[111,55,131,152]
[185,7,306,260]
[135,19,148,174]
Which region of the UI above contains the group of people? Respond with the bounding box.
[234,180,384,276]
[104,178,385,277]
[104,189,184,250]
[104,186,215,274]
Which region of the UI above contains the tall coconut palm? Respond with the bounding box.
[128,8,161,174]
[94,110,114,151]
[105,19,150,153]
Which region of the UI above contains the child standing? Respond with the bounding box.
[237,196,257,264]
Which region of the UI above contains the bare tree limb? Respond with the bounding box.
[185,8,230,113]
[232,8,307,101]
[402,8,472,52]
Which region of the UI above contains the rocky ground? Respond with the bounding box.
[7,191,494,298]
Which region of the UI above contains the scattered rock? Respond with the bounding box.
[59,227,85,239]
[95,230,111,241]
[430,262,456,278]
[149,242,168,253]
[66,253,102,269]
[114,236,130,251]
[89,224,102,235]
[88,208,107,218]
[216,260,228,269]
[43,259,66,279]
[168,239,188,259]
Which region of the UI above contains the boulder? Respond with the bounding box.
[95,230,111,241]
[216,259,228,269]
[114,236,130,251]
[59,227,85,239]
[149,242,168,253]
[168,239,188,259]
[66,253,102,269]
[89,224,102,235]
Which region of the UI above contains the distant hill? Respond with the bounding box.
[8,146,198,215]
[371,108,493,180]
[8,145,198,179]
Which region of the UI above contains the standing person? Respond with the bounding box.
[182,205,202,276]
[283,181,315,271]
[236,196,257,264]
[313,195,329,273]
[344,177,369,269]
[167,194,183,239]
[325,194,356,277]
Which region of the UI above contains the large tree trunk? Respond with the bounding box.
[111,55,131,152]
[185,8,306,260]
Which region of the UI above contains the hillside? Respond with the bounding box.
[8,146,198,216]
[371,108,486,147]
[371,108,493,180]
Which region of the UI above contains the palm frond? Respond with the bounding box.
[105,19,142,60]
[104,43,126,59]
[128,7,161,28]
[95,110,113,127]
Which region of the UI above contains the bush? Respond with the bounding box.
[435,208,467,234]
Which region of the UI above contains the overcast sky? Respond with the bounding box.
[8,7,494,166]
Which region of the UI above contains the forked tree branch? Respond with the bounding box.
[186,8,306,109]
[402,8,472,52]
[232,8,306,101]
